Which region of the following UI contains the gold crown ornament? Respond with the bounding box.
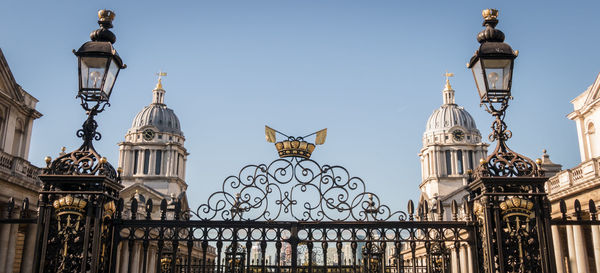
[53,195,87,216]
[499,197,534,218]
[265,126,327,159]
[482,9,498,20]
[98,9,116,22]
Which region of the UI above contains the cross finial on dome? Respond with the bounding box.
[442,71,455,105]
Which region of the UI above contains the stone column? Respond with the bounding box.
[119,241,129,273]
[131,242,141,273]
[466,245,474,273]
[0,222,12,269]
[4,222,18,273]
[19,223,37,273]
[148,150,156,175]
[459,245,468,273]
[148,247,156,273]
[565,225,578,273]
[551,225,565,273]
[450,246,458,273]
[592,225,600,273]
[573,225,590,273]
[114,242,122,273]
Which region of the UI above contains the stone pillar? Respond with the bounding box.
[0,222,12,269]
[20,223,38,273]
[131,242,141,273]
[148,247,156,273]
[450,246,458,273]
[459,245,468,273]
[573,225,590,273]
[592,225,600,273]
[114,242,122,273]
[466,245,474,273]
[551,225,565,273]
[565,225,578,273]
[119,241,129,273]
[4,223,18,273]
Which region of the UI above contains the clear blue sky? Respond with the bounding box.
[1,1,598,212]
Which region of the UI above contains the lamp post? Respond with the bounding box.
[34,10,125,273]
[466,9,556,273]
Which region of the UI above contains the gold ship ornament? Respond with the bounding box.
[265,126,327,159]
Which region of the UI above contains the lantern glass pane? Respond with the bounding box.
[471,59,487,101]
[102,59,119,98]
[482,59,512,91]
[80,57,108,90]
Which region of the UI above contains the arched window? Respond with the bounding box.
[12,119,24,157]
[457,150,464,175]
[155,150,162,175]
[445,150,452,175]
[143,149,150,174]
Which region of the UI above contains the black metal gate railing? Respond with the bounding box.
[109,157,479,273]
[112,200,478,273]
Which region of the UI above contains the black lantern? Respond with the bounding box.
[74,10,125,103]
[468,9,517,104]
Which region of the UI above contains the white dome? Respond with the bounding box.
[426,104,477,133]
[129,80,183,136]
[424,79,479,134]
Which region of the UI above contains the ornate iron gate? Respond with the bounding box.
[110,156,479,273]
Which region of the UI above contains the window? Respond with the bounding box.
[155,150,162,175]
[445,150,452,175]
[133,150,139,174]
[588,122,600,158]
[468,151,474,171]
[143,149,150,174]
[12,119,24,157]
[457,150,463,175]
[176,154,182,175]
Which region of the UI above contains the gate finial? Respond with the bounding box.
[265,126,327,159]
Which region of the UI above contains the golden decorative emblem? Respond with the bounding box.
[499,197,534,219]
[53,195,87,217]
[482,9,498,20]
[265,126,327,159]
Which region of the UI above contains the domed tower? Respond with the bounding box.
[419,74,488,218]
[118,74,188,205]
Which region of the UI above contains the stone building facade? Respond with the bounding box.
[0,48,42,273]
[546,72,600,273]
[114,76,214,273]
[419,76,488,219]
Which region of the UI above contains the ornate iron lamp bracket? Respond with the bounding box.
[474,99,543,179]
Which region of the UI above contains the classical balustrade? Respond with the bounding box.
[0,150,40,189]
[546,158,600,198]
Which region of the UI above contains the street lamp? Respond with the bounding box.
[36,10,126,273]
[467,9,517,104]
[466,10,555,273]
[74,9,126,107]
[467,9,539,178]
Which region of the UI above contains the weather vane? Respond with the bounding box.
[265,126,327,159]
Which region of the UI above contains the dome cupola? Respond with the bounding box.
[130,75,182,136]
[425,76,478,135]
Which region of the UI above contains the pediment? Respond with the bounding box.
[121,183,166,202]
[584,72,600,107]
[0,49,24,103]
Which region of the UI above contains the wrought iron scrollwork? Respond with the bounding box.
[193,157,406,221]
[475,101,542,178]
[43,103,118,181]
